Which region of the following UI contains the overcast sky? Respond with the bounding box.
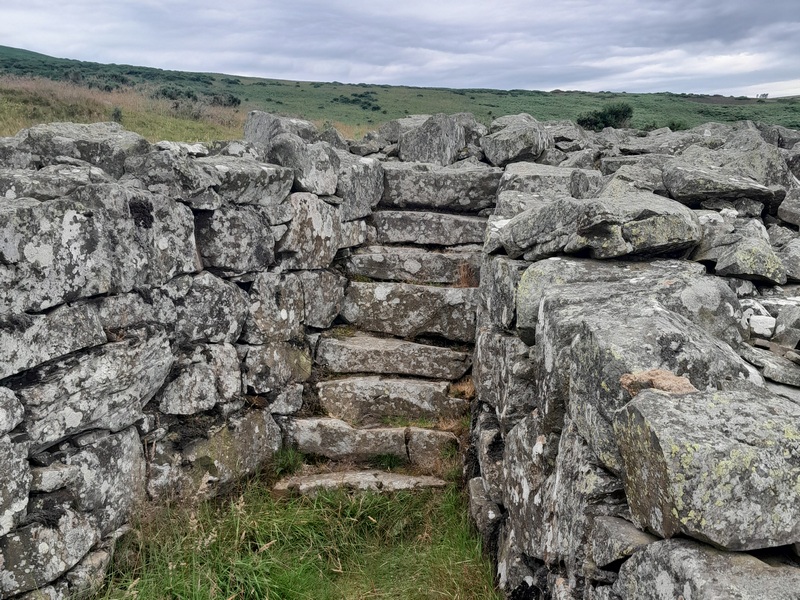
[3,0,799,96]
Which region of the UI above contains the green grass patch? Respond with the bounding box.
[95,481,500,600]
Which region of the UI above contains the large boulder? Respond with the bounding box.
[244,111,320,144]
[481,114,553,166]
[15,122,150,177]
[398,114,466,166]
[615,388,800,550]
[194,205,275,273]
[496,193,702,261]
[0,164,110,201]
[266,133,340,196]
[614,538,800,599]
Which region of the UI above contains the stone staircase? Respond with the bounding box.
[275,203,486,494]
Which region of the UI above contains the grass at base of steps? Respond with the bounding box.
[95,476,501,600]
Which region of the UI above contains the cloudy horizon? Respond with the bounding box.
[3,0,799,97]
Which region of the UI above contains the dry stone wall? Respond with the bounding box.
[0,111,799,599]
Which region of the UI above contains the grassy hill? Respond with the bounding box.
[2,44,799,142]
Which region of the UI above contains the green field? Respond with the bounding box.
[1,44,799,143]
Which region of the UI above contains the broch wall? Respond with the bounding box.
[0,111,799,598]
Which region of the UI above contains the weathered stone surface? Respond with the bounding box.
[598,163,668,198]
[0,436,30,537]
[481,114,553,166]
[663,161,775,206]
[497,194,701,261]
[179,409,281,497]
[161,272,249,345]
[477,255,528,331]
[474,409,505,504]
[158,344,240,415]
[317,376,468,426]
[495,189,552,218]
[692,213,787,284]
[269,383,304,415]
[338,218,369,250]
[619,369,698,397]
[12,329,173,451]
[0,388,24,436]
[64,427,145,535]
[473,331,536,432]
[195,155,294,208]
[589,516,658,570]
[266,133,340,196]
[569,300,752,472]
[380,161,501,212]
[242,342,312,395]
[317,333,471,379]
[398,113,466,166]
[275,193,342,269]
[406,427,458,471]
[378,115,431,143]
[0,302,107,380]
[283,418,407,461]
[758,122,800,149]
[614,538,800,600]
[122,146,222,206]
[0,164,110,201]
[616,388,800,550]
[333,150,384,221]
[244,111,320,144]
[777,189,800,226]
[242,272,304,343]
[341,282,478,342]
[195,205,274,272]
[0,184,199,313]
[295,269,348,329]
[516,257,744,347]
[498,161,603,197]
[343,245,481,285]
[371,211,487,246]
[0,508,98,597]
[468,477,503,555]
[275,470,446,495]
[16,121,150,177]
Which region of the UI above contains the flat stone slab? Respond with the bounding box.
[317,376,469,426]
[343,245,481,285]
[370,211,487,246]
[316,333,472,379]
[341,282,478,342]
[615,388,800,551]
[274,470,447,495]
[283,418,407,461]
[380,161,501,212]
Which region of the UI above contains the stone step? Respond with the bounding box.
[317,333,472,379]
[380,161,501,213]
[340,282,478,342]
[274,470,447,495]
[343,245,481,285]
[317,375,469,427]
[370,210,487,246]
[282,417,458,472]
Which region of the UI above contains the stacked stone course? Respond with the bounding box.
[0,111,799,598]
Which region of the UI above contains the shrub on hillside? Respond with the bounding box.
[577,102,633,131]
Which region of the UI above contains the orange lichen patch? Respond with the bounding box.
[620,369,698,397]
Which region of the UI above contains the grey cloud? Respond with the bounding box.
[1,0,798,95]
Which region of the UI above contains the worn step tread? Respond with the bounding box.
[317,374,469,427]
[343,245,481,285]
[340,282,478,343]
[273,470,447,495]
[317,333,472,379]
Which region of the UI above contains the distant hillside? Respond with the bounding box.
[1,44,799,140]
